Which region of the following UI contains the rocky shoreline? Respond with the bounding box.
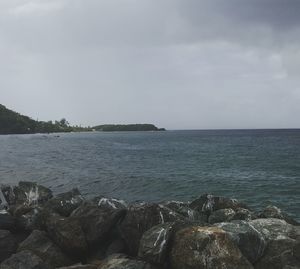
[0,182,299,269]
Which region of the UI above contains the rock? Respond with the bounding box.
[216,221,266,263]
[170,226,253,269]
[71,202,126,246]
[254,237,300,269]
[138,222,174,265]
[208,208,236,224]
[13,182,52,207]
[119,203,184,256]
[259,206,299,225]
[0,230,17,263]
[232,208,257,221]
[293,241,300,260]
[249,218,297,241]
[56,264,98,269]
[93,197,127,211]
[0,212,16,231]
[105,239,126,257]
[99,254,156,269]
[161,201,203,221]
[46,215,88,259]
[45,189,84,217]
[190,194,248,215]
[18,230,73,268]
[0,250,51,269]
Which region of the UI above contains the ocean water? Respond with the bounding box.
[0,129,299,220]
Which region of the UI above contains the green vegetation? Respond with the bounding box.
[0,104,165,134]
[93,124,165,132]
[0,104,91,134]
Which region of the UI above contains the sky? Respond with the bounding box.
[1,0,300,129]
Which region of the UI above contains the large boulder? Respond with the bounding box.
[208,208,236,224]
[0,250,51,269]
[161,201,203,221]
[12,182,52,207]
[249,218,297,241]
[46,215,88,259]
[99,254,156,269]
[93,197,127,211]
[258,206,299,226]
[44,189,84,217]
[170,226,253,269]
[138,222,174,265]
[18,230,73,268]
[216,221,266,263]
[190,194,248,215]
[254,237,300,269]
[71,202,126,247]
[0,230,17,263]
[119,203,184,256]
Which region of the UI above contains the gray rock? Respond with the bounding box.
[100,254,156,269]
[170,225,253,269]
[93,197,127,211]
[216,220,266,263]
[44,188,84,217]
[254,237,300,269]
[0,230,17,263]
[232,208,257,221]
[0,250,51,269]
[119,203,184,256]
[208,208,236,224]
[259,206,299,225]
[249,218,297,241]
[46,215,88,259]
[190,194,248,215]
[71,202,126,246]
[18,230,73,268]
[12,182,52,207]
[138,222,174,265]
[105,239,126,257]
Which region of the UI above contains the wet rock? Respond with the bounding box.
[170,226,253,269]
[13,182,52,207]
[0,185,15,208]
[119,203,184,256]
[57,265,97,269]
[0,212,16,231]
[190,194,248,215]
[232,208,257,221]
[161,201,203,221]
[0,250,51,269]
[0,230,17,263]
[293,241,300,260]
[249,218,297,241]
[99,254,156,269]
[44,189,84,217]
[46,215,88,259]
[71,202,126,246]
[208,208,236,224]
[259,206,299,225]
[138,222,174,265]
[216,220,266,263]
[93,197,127,211]
[254,237,300,269]
[18,230,73,268]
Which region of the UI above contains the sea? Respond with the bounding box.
[0,129,299,220]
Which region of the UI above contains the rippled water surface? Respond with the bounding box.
[0,129,299,220]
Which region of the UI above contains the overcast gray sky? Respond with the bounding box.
[1,0,300,129]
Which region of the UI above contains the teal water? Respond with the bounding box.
[0,129,299,220]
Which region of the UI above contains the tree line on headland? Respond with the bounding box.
[0,104,165,134]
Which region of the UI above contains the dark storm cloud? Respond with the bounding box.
[1,0,300,129]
